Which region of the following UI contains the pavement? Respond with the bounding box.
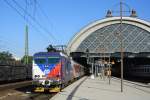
[50,76,150,100]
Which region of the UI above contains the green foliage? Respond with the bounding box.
[21,55,33,64]
[0,51,15,63]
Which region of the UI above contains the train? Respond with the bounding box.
[128,65,150,77]
[0,64,32,83]
[111,57,150,82]
[32,51,84,92]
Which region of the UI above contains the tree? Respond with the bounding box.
[0,51,15,63]
[21,55,33,64]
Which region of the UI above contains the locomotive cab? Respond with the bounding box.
[32,51,84,92]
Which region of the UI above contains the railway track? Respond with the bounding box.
[0,76,84,100]
[0,80,32,90]
[0,81,56,100]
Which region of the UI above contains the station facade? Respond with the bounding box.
[67,17,150,55]
[66,13,150,79]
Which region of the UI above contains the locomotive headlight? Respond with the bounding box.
[37,75,40,78]
[45,80,49,85]
[34,75,40,78]
[34,75,37,78]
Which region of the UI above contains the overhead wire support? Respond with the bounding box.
[110,0,124,92]
[24,0,29,65]
[108,0,125,92]
[120,0,124,93]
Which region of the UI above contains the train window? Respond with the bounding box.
[48,58,60,64]
[35,58,46,64]
[146,68,149,72]
[67,61,71,70]
[146,69,148,72]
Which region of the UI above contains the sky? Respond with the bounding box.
[0,0,150,59]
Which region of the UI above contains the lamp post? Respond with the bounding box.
[86,49,89,64]
[120,0,124,92]
[108,54,111,85]
[86,49,91,75]
[100,48,105,80]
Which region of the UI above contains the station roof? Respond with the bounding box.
[67,17,150,55]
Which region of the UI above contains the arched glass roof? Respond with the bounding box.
[67,17,150,54]
[76,23,150,53]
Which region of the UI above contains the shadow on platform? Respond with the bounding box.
[65,77,88,100]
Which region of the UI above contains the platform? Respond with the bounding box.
[50,76,150,100]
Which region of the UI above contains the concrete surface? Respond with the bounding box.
[50,76,150,100]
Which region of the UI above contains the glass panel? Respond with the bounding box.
[48,57,60,64]
[76,23,150,53]
[35,58,46,64]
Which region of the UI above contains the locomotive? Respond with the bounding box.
[32,51,84,92]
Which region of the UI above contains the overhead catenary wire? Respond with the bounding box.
[0,38,22,49]
[11,0,57,42]
[25,0,28,22]
[35,1,60,44]
[36,0,53,31]
[3,0,53,58]
[0,36,26,54]
[33,0,37,19]
[0,43,24,56]
[0,35,40,58]
[24,0,36,22]
[3,0,52,43]
[0,39,43,57]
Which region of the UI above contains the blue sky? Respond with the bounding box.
[0,0,150,58]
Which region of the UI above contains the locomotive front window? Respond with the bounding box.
[48,57,60,64]
[35,58,46,64]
